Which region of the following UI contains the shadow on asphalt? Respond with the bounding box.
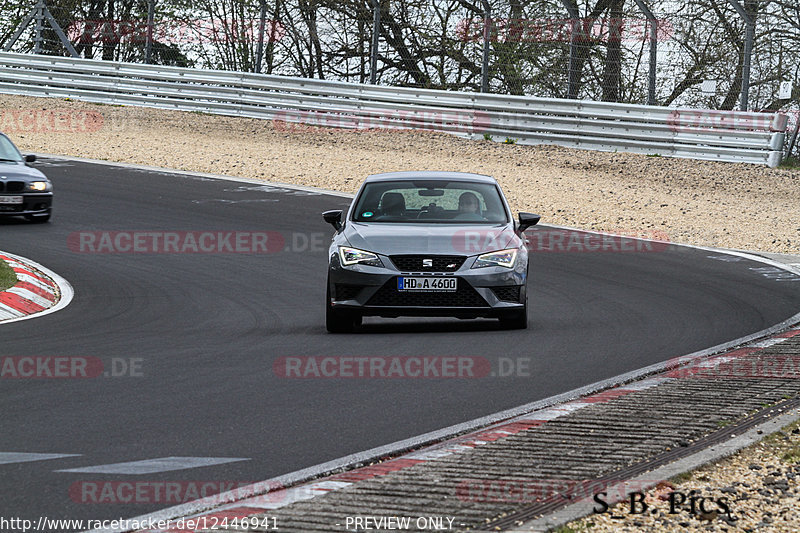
[352,317,518,334]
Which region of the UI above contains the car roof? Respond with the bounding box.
[364,171,496,184]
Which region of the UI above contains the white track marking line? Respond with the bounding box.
[0,452,81,465]
[749,337,790,348]
[56,457,250,475]
[222,480,354,511]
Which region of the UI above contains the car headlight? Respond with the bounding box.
[339,246,384,267]
[472,248,518,269]
[28,181,51,192]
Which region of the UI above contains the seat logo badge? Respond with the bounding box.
[447,263,457,269]
[423,259,433,267]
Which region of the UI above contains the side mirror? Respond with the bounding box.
[25,154,36,163]
[323,210,343,231]
[518,212,541,233]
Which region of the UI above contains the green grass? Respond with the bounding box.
[669,471,693,483]
[0,259,17,291]
[760,419,800,463]
[503,137,517,144]
[554,524,591,533]
[483,132,492,141]
[779,156,800,169]
[781,444,800,463]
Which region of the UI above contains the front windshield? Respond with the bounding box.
[0,135,23,162]
[352,180,509,224]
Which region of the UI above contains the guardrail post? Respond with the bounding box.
[34,0,45,54]
[145,0,155,64]
[480,0,491,93]
[632,0,657,106]
[786,114,800,160]
[726,0,754,111]
[370,0,380,84]
[559,0,581,99]
[255,0,267,73]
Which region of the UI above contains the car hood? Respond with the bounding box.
[343,222,519,256]
[0,162,47,182]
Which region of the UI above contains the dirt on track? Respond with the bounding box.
[2,93,798,254]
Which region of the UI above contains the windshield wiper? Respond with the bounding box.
[0,158,20,162]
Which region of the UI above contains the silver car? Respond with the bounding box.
[323,171,540,332]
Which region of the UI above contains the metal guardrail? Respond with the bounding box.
[0,52,788,167]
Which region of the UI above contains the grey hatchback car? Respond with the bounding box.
[322,171,540,332]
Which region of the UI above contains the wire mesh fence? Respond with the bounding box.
[1,0,799,118]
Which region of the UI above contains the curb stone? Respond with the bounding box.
[0,251,68,323]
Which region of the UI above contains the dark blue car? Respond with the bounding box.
[0,133,52,223]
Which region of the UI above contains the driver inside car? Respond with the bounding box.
[455,192,483,219]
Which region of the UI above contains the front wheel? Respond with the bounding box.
[326,280,360,333]
[499,302,527,330]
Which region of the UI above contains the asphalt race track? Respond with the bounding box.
[2,157,800,529]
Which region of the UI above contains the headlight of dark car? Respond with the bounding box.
[27,181,52,192]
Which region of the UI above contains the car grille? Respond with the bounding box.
[334,284,363,300]
[0,181,25,193]
[389,255,465,272]
[492,286,522,302]
[367,278,488,307]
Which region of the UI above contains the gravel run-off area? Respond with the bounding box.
[1,93,798,254]
[569,418,800,533]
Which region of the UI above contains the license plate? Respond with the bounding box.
[0,196,22,204]
[397,277,457,292]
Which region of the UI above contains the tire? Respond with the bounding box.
[499,300,528,330]
[25,211,51,223]
[326,279,359,333]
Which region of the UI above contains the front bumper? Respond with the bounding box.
[328,251,527,318]
[0,193,52,216]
